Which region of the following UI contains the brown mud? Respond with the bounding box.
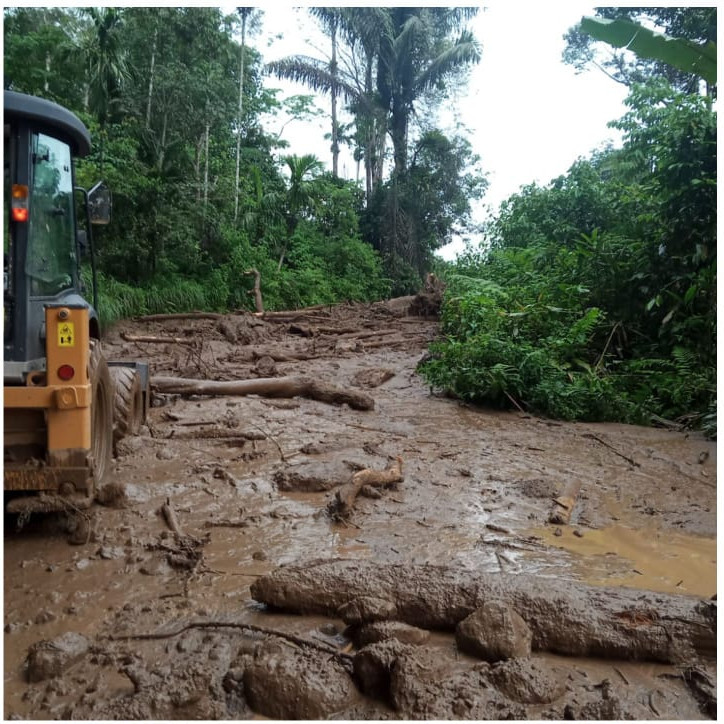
[3,298,717,720]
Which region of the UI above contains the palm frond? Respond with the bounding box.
[266,56,361,104]
[414,33,481,94]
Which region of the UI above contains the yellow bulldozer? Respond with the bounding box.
[4,90,149,514]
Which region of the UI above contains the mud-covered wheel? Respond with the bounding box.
[109,366,143,444]
[89,339,113,493]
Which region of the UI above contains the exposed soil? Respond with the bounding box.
[3,298,717,720]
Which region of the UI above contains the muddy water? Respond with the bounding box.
[533,522,716,598]
[3,311,717,719]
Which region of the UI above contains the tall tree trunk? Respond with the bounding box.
[234,14,247,223]
[390,100,407,177]
[203,120,210,211]
[157,111,168,174]
[195,136,203,203]
[330,17,339,177]
[44,52,51,93]
[363,55,375,201]
[145,23,158,130]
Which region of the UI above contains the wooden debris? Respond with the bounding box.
[582,432,640,467]
[121,332,198,346]
[160,498,185,537]
[244,267,264,313]
[151,375,374,410]
[250,560,716,664]
[328,457,403,520]
[548,479,582,525]
[134,312,223,322]
[108,620,354,666]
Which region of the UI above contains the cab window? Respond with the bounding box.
[26,133,76,296]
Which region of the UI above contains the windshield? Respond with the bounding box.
[26,133,76,296]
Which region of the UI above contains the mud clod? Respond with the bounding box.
[353,640,412,701]
[356,621,431,647]
[95,482,129,508]
[338,596,397,625]
[242,643,359,719]
[25,633,90,683]
[489,658,567,703]
[273,460,352,492]
[351,368,395,389]
[456,602,533,661]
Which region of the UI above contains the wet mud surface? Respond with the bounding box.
[3,299,717,719]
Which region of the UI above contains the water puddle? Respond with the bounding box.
[532,523,716,597]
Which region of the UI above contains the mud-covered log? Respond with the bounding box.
[250,561,715,664]
[252,349,313,362]
[134,312,223,322]
[330,457,403,519]
[151,375,374,410]
[243,268,264,314]
[548,479,582,525]
[121,332,198,346]
[160,499,184,536]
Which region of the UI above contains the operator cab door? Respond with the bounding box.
[4,119,83,374]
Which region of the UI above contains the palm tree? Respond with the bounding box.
[72,8,129,173]
[267,8,480,190]
[234,7,260,222]
[308,8,343,177]
[243,154,323,271]
[278,153,323,269]
[377,8,481,177]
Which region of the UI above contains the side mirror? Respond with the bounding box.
[88,181,112,225]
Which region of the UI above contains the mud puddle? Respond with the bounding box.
[3,299,717,719]
[532,521,716,597]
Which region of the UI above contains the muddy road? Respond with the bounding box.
[4,298,717,719]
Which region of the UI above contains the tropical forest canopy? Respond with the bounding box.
[3,6,716,433]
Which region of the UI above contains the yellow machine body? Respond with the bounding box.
[4,305,94,496]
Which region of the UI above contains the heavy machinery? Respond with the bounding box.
[4,90,149,514]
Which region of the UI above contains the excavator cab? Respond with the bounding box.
[3,90,147,514]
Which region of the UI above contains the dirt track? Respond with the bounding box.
[3,298,717,719]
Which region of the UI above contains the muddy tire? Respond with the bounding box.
[89,340,113,493]
[109,366,143,444]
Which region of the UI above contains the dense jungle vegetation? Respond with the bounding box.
[4,7,716,432]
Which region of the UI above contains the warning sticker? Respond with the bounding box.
[58,322,75,347]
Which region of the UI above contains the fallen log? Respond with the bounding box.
[363,336,428,350]
[121,332,198,346]
[256,304,331,318]
[134,312,223,322]
[151,375,374,411]
[329,457,403,519]
[160,498,184,537]
[250,560,715,664]
[582,432,640,467]
[548,479,582,525]
[251,349,314,362]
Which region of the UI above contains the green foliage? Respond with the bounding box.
[6,7,399,318]
[422,271,634,422]
[362,130,486,280]
[83,268,225,328]
[564,7,717,93]
[580,16,716,85]
[422,78,716,433]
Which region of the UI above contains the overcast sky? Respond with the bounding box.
[254,4,631,258]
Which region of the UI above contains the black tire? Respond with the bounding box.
[89,340,113,492]
[109,366,143,443]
